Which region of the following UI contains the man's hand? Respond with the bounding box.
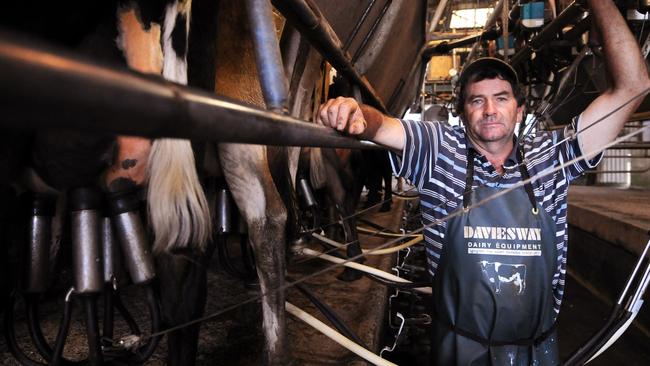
[317,97,367,135]
[316,97,406,150]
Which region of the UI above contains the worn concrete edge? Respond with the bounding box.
[567,203,649,256]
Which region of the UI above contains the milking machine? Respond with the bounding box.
[4,187,162,365]
[379,196,433,364]
[104,189,161,362]
[297,175,321,232]
[213,187,257,280]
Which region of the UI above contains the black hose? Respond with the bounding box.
[102,284,114,347]
[578,310,633,364]
[289,278,370,350]
[564,304,624,365]
[24,293,82,366]
[3,292,48,366]
[240,234,257,275]
[129,285,162,363]
[309,206,321,232]
[83,296,104,366]
[218,235,253,279]
[113,290,142,335]
[26,295,55,360]
[51,295,75,366]
[365,273,431,291]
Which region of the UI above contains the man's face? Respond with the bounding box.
[462,77,523,147]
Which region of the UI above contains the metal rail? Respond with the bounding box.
[0,31,380,150]
[423,28,500,57]
[271,0,389,113]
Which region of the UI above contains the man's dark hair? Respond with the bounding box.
[455,65,526,115]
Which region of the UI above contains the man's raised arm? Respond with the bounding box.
[317,97,405,151]
[579,0,650,157]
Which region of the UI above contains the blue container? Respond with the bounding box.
[522,2,545,28]
[496,34,515,56]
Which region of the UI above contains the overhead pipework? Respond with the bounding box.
[271,0,389,114]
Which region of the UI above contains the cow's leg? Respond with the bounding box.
[320,149,364,281]
[155,247,213,365]
[220,143,291,366]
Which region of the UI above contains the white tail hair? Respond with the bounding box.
[147,139,211,253]
[309,147,327,190]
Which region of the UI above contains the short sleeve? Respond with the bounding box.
[560,114,604,181]
[388,119,440,188]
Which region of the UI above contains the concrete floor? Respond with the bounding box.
[2,186,650,365]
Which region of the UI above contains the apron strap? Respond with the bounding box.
[436,317,556,347]
[463,149,476,209]
[517,147,539,212]
[463,145,538,212]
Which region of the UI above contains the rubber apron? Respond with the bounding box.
[432,148,560,365]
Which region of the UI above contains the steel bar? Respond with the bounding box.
[423,28,500,58]
[510,0,587,67]
[343,0,377,51]
[351,0,392,63]
[271,0,389,113]
[427,0,448,34]
[0,32,380,150]
[466,0,505,62]
[387,45,426,114]
[245,0,289,112]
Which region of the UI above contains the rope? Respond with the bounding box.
[311,232,423,255]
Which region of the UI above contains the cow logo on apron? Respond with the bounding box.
[479,261,526,295]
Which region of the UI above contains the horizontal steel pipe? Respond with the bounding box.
[423,28,500,58]
[0,31,381,150]
[272,0,389,114]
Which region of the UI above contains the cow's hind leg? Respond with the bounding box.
[155,248,213,366]
[220,144,291,365]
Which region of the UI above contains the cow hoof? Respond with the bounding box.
[336,267,363,282]
[379,201,392,212]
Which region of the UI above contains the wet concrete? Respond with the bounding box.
[558,271,650,365]
[562,185,650,364]
[568,186,650,256]
[567,186,650,328]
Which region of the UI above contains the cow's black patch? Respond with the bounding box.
[121,159,138,170]
[119,0,174,30]
[172,13,188,58]
[2,1,116,48]
[31,131,116,190]
[187,0,220,91]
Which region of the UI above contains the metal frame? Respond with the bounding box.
[272,0,389,113]
[0,31,381,150]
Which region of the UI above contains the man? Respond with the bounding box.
[317,0,649,364]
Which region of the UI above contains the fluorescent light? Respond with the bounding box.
[449,7,493,29]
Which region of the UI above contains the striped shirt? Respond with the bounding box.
[389,118,602,314]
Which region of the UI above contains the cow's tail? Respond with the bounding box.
[147,139,211,254]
